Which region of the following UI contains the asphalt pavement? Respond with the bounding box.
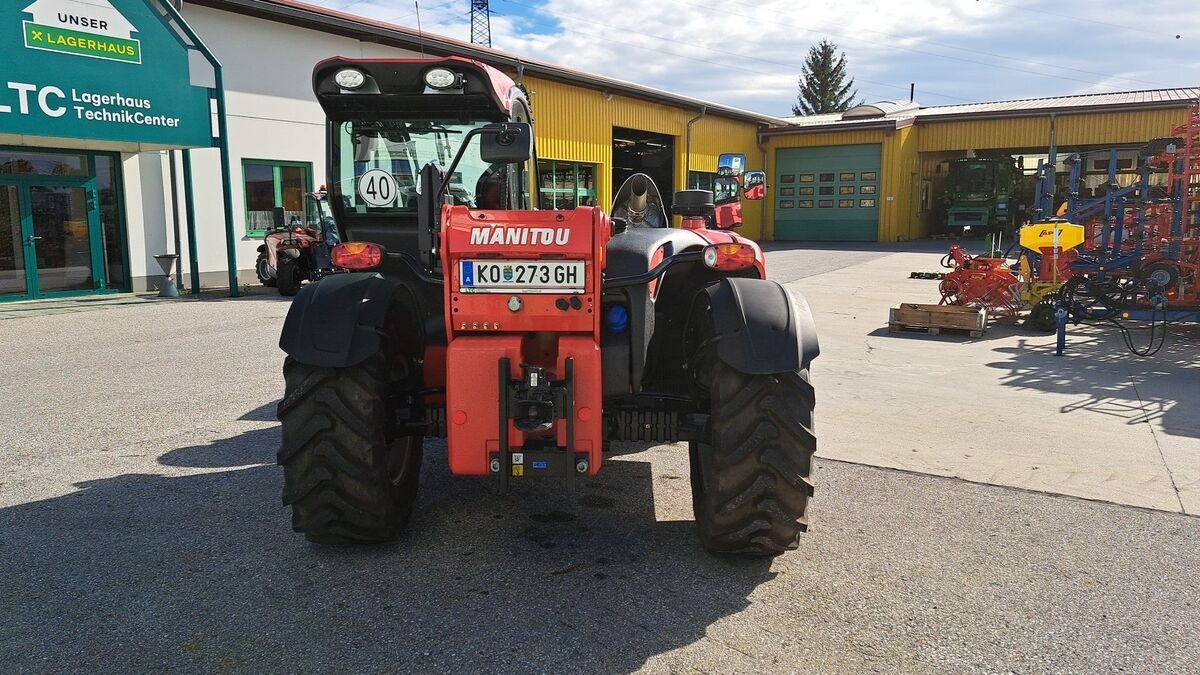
[2,245,1197,674]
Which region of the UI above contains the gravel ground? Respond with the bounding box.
[2,247,1198,674]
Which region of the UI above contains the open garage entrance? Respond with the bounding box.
[613,128,675,209]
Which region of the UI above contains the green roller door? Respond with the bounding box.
[774,144,881,241]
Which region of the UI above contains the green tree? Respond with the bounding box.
[792,40,859,115]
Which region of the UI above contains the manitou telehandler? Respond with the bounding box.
[276,57,819,555]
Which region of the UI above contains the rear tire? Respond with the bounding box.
[277,259,301,296]
[689,361,816,556]
[276,349,422,544]
[256,251,277,288]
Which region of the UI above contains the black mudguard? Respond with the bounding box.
[705,277,819,374]
[279,272,406,368]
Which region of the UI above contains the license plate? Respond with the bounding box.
[459,260,585,293]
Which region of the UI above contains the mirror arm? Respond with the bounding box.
[435,126,488,206]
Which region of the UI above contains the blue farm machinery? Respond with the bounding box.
[935,103,1200,354]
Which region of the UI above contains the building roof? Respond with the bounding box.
[915,88,1200,120]
[770,88,1200,135]
[187,0,789,126]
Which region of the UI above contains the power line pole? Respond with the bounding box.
[470,0,491,46]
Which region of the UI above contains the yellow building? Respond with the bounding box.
[761,92,1197,242]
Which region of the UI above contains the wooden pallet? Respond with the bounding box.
[888,303,986,338]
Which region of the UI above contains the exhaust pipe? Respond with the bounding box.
[629,175,649,213]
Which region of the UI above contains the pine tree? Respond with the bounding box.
[792,40,859,116]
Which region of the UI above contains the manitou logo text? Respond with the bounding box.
[469,226,570,246]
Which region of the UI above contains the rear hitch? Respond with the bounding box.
[491,357,586,493]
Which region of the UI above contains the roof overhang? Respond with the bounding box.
[759,116,914,137]
[915,99,1196,123]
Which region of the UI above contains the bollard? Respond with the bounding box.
[153,254,181,299]
[1054,302,1068,356]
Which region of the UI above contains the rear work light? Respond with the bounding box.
[332,242,385,270]
[702,243,756,271]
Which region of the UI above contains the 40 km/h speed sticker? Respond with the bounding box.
[358,169,399,207]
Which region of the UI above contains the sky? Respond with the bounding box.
[306,0,1200,117]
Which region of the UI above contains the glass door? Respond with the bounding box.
[27,185,97,294]
[0,181,102,300]
[0,185,26,297]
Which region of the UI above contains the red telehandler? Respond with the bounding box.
[276,57,820,555]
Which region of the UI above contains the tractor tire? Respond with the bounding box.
[277,259,301,296]
[276,349,423,544]
[255,251,277,288]
[689,361,817,556]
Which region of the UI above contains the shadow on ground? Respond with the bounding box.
[0,426,772,673]
[986,324,1200,440]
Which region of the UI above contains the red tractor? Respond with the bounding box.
[276,57,819,555]
[255,191,342,296]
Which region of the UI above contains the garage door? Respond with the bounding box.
[774,144,881,241]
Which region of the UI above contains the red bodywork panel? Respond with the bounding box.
[440,205,610,476]
[715,202,743,230]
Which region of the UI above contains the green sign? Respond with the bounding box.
[24,22,142,64]
[0,0,214,148]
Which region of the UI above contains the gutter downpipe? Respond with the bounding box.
[685,106,707,180]
[160,0,241,297]
[757,128,768,240]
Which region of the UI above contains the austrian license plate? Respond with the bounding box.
[459,260,585,293]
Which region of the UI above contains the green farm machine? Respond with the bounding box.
[944,157,1018,232]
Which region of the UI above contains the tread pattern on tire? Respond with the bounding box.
[276,351,422,544]
[690,364,816,556]
[277,260,300,296]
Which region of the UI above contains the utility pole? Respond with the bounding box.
[470,0,491,46]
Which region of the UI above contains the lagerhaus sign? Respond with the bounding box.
[0,0,215,148]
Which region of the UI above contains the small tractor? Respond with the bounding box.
[276,57,819,555]
[255,190,342,296]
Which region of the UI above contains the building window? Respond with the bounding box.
[242,159,313,237]
[839,172,856,181]
[819,173,835,182]
[839,186,855,195]
[779,200,794,209]
[860,198,876,208]
[799,174,815,183]
[779,186,795,196]
[538,160,597,209]
[818,199,833,208]
[797,200,814,208]
[818,186,834,195]
[780,174,796,183]
[838,199,854,208]
[798,186,815,195]
[688,170,718,192]
[861,172,877,181]
[861,185,877,194]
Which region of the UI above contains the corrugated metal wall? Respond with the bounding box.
[521,76,765,238]
[916,109,1190,152]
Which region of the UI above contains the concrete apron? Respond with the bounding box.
[791,250,1200,515]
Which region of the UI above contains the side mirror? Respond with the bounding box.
[717,153,746,178]
[479,123,533,164]
[744,171,766,201]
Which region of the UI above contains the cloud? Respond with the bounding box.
[339,0,1200,115]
